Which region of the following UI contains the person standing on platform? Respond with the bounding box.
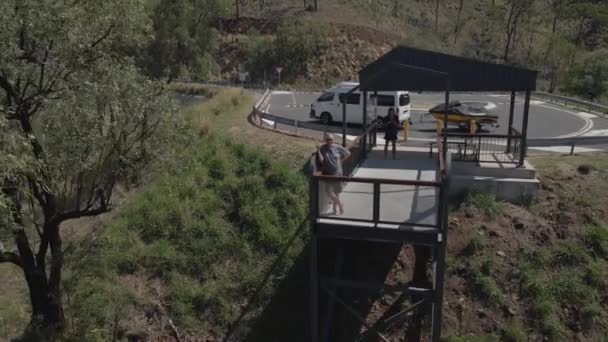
[384,107,399,159]
[316,133,351,215]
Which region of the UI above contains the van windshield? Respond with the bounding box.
[318,92,334,102]
[399,94,411,106]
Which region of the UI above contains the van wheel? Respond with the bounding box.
[320,112,332,125]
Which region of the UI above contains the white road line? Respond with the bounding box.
[582,129,608,137]
[531,146,603,153]
[577,111,598,119]
[271,90,293,95]
[291,92,297,106]
[530,100,545,105]
[536,103,594,138]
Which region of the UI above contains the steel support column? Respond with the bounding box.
[506,90,516,153]
[362,90,368,159]
[342,98,347,147]
[431,173,450,341]
[310,235,319,342]
[519,90,531,167]
[443,79,450,162]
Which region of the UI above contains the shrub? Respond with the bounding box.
[584,261,607,289]
[463,235,486,256]
[501,321,528,342]
[584,225,608,258]
[466,192,504,217]
[552,240,591,267]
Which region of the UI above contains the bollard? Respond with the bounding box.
[403,120,410,142]
[570,143,575,156]
[436,119,443,135]
[469,120,477,134]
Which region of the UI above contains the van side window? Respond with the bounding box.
[372,95,395,107]
[318,92,334,102]
[399,94,411,106]
[346,93,360,104]
[339,93,360,104]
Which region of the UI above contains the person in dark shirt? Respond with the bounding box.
[383,107,399,158]
[316,133,351,215]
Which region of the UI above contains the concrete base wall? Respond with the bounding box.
[449,175,540,204]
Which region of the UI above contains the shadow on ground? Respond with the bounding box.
[242,238,407,342]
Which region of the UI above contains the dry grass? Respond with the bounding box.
[183,87,315,168]
[0,265,29,341]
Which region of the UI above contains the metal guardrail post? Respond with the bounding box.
[519,90,531,167]
[506,90,515,153]
[372,182,380,226]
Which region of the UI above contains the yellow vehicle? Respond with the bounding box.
[429,101,499,132]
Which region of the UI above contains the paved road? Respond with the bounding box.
[268,91,608,140]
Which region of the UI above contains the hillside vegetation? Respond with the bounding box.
[149,0,608,101]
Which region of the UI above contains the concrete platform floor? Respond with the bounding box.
[318,147,438,227]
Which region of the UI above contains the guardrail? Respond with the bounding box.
[533,91,608,116]
[528,135,608,155]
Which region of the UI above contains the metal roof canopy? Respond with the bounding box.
[358,46,537,92]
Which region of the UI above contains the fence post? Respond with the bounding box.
[372,182,380,226]
[570,143,575,156]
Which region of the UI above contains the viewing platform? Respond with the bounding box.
[312,147,443,245]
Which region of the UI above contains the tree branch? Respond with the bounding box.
[0,251,23,268]
[53,202,110,225]
[90,24,115,49]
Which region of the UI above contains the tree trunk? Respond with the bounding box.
[235,0,240,19]
[314,0,318,11]
[435,0,440,31]
[16,223,65,334]
[453,0,465,45]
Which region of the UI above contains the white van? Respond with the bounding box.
[309,82,411,125]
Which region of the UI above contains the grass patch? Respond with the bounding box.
[551,240,591,266]
[0,265,29,340]
[169,82,219,98]
[462,234,487,257]
[466,192,504,217]
[584,224,608,258]
[64,133,309,339]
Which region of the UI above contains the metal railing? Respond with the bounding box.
[310,120,448,229]
[441,128,524,165]
[534,91,608,116]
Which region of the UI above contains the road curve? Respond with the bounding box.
[267,91,608,140]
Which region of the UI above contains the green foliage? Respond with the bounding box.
[244,19,327,81]
[169,82,219,97]
[444,335,499,342]
[563,49,608,101]
[551,240,591,266]
[500,322,528,342]
[68,134,308,335]
[146,0,223,80]
[463,235,486,256]
[466,192,504,217]
[584,225,608,258]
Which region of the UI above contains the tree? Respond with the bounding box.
[453,0,465,45]
[563,49,608,100]
[0,0,175,336]
[502,0,536,63]
[147,0,221,81]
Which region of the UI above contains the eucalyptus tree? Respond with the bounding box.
[0,0,175,335]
